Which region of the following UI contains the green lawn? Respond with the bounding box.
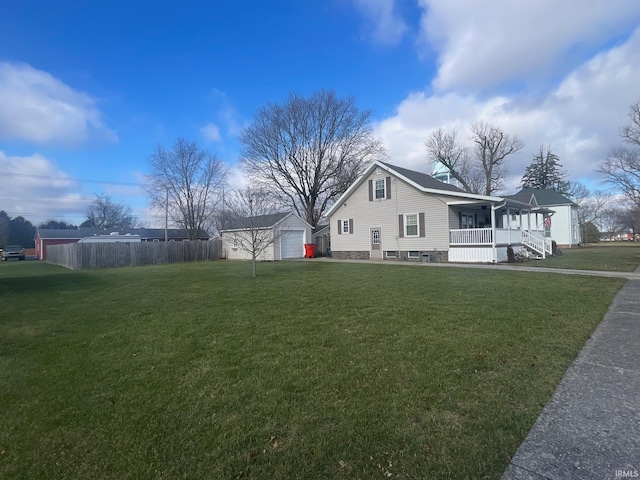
[532,243,640,272]
[0,260,626,479]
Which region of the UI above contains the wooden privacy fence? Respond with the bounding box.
[47,240,221,270]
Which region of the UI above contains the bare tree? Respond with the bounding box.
[0,210,10,247]
[470,121,524,195]
[146,138,228,240]
[598,206,624,239]
[81,194,138,229]
[240,89,385,228]
[226,187,283,278]
[425,122,523,195]
[599,98,640,206]
[617,204,640,240]
[425,129,483,193]
[568,181,610,244]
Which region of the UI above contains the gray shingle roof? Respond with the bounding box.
[223,212,291,231]
[506,188,576,206]
[380,162,466,193]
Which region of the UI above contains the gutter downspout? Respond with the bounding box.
[491,201,506,263]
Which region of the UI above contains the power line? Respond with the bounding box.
[0,171,143,187]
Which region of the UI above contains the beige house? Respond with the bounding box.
[326,161,554,263]
[221,212,312,261]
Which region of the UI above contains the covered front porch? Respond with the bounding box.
[447,198,554,263]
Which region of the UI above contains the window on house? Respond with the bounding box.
[408,251,420,258]
[342,219,350,234]
[374,179,386,199]
[405,214,418,236]
[385,251,397,258]
[233,238,238,249]
[372,229,380,244]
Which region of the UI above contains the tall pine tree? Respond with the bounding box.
[521,145,569,194]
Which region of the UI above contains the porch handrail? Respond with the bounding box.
[522,230,553,258]
[449,228,493,245]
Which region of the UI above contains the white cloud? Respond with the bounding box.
[206,88,244,137]
[201,122,222,142]
[0,62,117,146]
[374,27,640,192]
[0,150,92,224]
[353,0,408,46]
[417,0,640,92]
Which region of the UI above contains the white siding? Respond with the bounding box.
[330,169,451,255]
[222,231,275,261]
[548,205,579,246]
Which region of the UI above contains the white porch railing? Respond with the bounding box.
[449,228,493,245]
[522,230,553,258]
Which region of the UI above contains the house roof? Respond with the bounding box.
[222,211,312,232]
[36,227,210,240]
[313,224,330,236]
[326,161,511,217]
[506,188,577,207]
[379,162,466,193]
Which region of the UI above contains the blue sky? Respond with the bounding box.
[2,0,640,227]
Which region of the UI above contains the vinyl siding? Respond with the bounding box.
[330,169,452,254]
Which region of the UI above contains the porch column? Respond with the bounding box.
[507,207,512,244]
[491,204,497,262]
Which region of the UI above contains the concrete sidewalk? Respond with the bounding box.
[502,269,640,480]
[304,256,640,280]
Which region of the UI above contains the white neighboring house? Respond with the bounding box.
[505,188,580,247]
[221,212,312,261]
[326,161,555,263]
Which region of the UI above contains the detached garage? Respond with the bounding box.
[221,212,312,261]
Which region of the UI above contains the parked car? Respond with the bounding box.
[2,245,25,261]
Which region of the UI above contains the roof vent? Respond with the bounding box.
[110,232,119,236]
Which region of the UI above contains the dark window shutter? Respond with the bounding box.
[459,211,462,228]
[398,215,404,238]
[386,176,391,199]
[368,180,373,201]
[337,219,342,234]
[349,219,353,234]
[419,212,425,237]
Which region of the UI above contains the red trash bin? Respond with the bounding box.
[304,244,317,258]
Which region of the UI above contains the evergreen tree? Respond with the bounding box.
[521,145,570,193]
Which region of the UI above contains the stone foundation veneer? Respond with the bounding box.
[332,251,370,260]
[395,251,448,262]
[332,250,448,262]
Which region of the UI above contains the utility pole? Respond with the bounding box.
[164,187,168,242]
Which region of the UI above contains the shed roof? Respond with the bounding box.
[223,212,294,231]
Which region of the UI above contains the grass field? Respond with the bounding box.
[0,260,626,479]
[532,242,640,272]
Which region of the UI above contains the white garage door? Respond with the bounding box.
[280,231,304,259]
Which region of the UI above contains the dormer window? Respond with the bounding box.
[368,176,391,201]
[374,179,386,199]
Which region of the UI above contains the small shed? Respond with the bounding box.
[221,212,312,261]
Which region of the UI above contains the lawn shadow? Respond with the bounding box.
[0,271,107,296]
